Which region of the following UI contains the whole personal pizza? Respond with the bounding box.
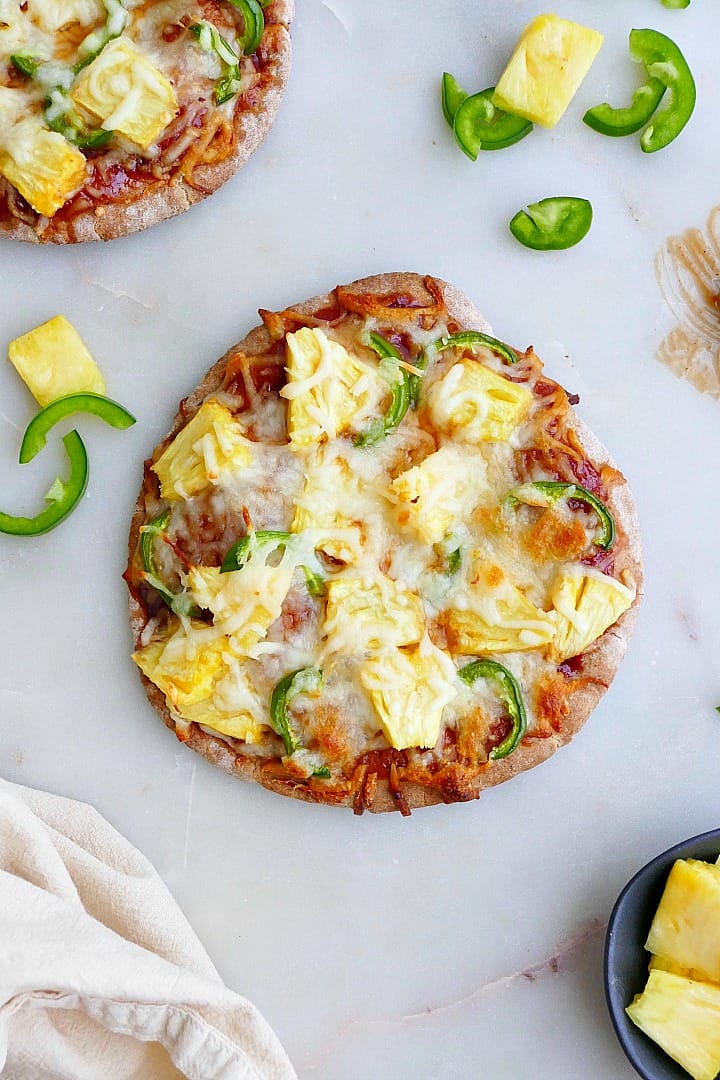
[0,0,292,242]
[126,273,642,814]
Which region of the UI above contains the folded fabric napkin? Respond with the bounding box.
[0,779,296,1080]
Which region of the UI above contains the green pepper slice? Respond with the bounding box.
[190,22,241,105]
[354,334,411,448]
[441,72,468,127]
[140,510,201,617]
[436,330,519,366]
[584,77,666,137]
[19,392,135,464]
[506,480,615,551]
[453,87,533,161]
[509,197,593,252]
[269,667,323,755]
[629,28,696,153]
[221,529,290,573]
[0,430,88,536]
[458,659,526,760]
[662,0,690,8]
[230,0,264,55]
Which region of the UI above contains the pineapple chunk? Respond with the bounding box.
[133,620,266,741]
[187,555,295,654]
[324,574,425,655]
[492,15,604,129]
[280,327,385,449]
[551,566,635,662]
[291,449,364,563]
[152,401,252,501]
[646,859,720,985]
[360,642,458,750]
[0,116,86,217]
[627,970,720,1080]
[8,315,105,406]
[427,360,533,444]
[650,955,708,984]
[72,36,178,150]
[442,559,556,654]
[389,446,485,545]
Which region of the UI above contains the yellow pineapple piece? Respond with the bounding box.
[492,15,604,129]
[650,955,708,984]
[627,970,720,1080]
[152,400,252,501]
[281,327,384,449]
[8,315,105,406]
[646,859,720,985]
[360,642,458,750]
[72,36,178,150]
[0,116,86,217]
[551,566,635,662]
[442,559,555,654]
[323,574,425,655]
[427,360,533,443]
[389,446,485,545]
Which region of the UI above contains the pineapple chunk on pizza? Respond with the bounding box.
[324,574,425,655]
[442,559,555,654]
[646,859,720,986]
[627,970,720,1080]
[152,400,252,501]
[427,360,533,444]
[291,449,364,563]
[133,620,266,741]
[281,327,384,448]
[187,555,296,654]
[492,15,603,129]
[360,642,458,750]
[389,445,485,545]
[551,566,635,662]
[8,315,105,406]
[0,116,86,217]
[72,36,178,150]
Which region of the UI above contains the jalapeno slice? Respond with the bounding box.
[630,28,696,153]
[140,510,201,617]
[509,197,593,251]
[221,530,290,573]
[584,77,666,137]
[662,0,690,8]
[0,430,88,536]
[453,87,533,161]
[354,334,411,448]
[506,481,616,551]
[269,667,323,756]
[230,0,264,55]
[19,392,135,463]
[458,659,527,760]
[441,71,468,127]
[436,330,519,366]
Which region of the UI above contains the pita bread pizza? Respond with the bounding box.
[126,274,642,814]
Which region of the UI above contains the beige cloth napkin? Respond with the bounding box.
[0,779,296,1080]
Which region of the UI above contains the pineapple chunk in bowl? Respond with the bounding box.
[605,829,720,1080]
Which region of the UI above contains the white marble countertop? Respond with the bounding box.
[2,1,719,1076]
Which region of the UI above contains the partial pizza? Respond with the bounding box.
[126,274,642,814]
[0,0,292,242]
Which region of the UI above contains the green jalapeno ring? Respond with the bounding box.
[441,71,468,128]
[269,667,323,756]
[221,529,291,573]
[0,430,88,537]
[662,0,690,9]
[453,87,533,160]
[436,330,520,366]
[230,0,265,55]
[19,392,136,464]
[140,509,202,618]
[509,197,593,252]
[458,659,527,760]
[354,333,412,448]
[583,77,666,137]
[506,480,616,551]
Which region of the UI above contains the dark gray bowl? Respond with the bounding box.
[604,828,720,1079]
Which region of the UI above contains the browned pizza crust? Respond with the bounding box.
[1,0,293,244]
[128,273,643,813]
